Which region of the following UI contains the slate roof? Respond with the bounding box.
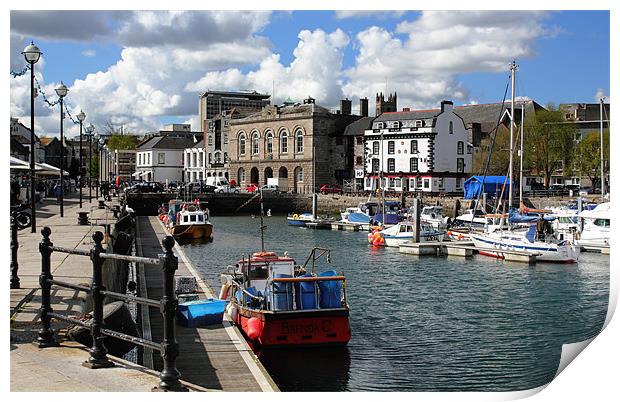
[137,135,196,150]
[374,110,441,122]
[343,116,374,136]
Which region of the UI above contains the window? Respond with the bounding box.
[190,214,197,223]
[266,132,273,154]
[139,153,142,165]
[238,168,246,182]
[373,141,380,155]
[215,152,221,163]
[457,141,464,155]
[296,168,303,182]
[239,134,246,155]
[409,178,416,189]
[395,178,401,187]
[252,132,260,154]
[281,132,289,153]
[410,158,418,172]
[417,179,422,189]
[449,121,454,134]
[377,122,384,129]
[365,177,372,188]
[224,132,228,144]
[208,136,213,146]
[356,156,363,165]
[388,141,395,154]
[456,177,463,189]
[415,120,423,128]
[295,130,304,153]
[356,137,363,145]
[158,153,165,164]
[371,159,380,173]
[411,140,418,153]
[594,219,610,228]
[438,177,444,189]
[387,158,395,173]
[388,178,395,187]
[457,158,464,173]
[424,179,430,189]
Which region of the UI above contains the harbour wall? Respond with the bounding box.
[126,192,596,217]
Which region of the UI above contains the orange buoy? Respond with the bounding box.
[247,317,264,340]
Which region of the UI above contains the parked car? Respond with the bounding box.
[245,184,258,193]
[128,182,164,193]
[260,184,281,194]
[216,184,240,194]
[579,186,594,196]
[320,184,343,195]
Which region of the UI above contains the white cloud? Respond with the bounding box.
[595,88,609,102]
[187,29,350,107]
[344,11,548,112]
[81,49,96,57]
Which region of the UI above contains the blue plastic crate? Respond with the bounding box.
[177,298,228,327]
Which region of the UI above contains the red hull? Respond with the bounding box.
[235,306,351,347]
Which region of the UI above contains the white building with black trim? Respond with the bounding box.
[363,100,472,193]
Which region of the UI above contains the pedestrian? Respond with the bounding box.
[53,181,61,204]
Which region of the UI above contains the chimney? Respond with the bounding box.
[402,107,410,112]
[360,97,368,117]
[340,98,352,115]
[441,100,454,112]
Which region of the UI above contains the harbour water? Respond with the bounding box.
[181,215,609,392]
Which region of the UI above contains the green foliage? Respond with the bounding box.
[107,134,137,150]
[473,126,511,175]
[89,155,99,178]
[573,129,610,190]
[523,109,577,187]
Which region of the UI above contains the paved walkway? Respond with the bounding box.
[8,197,177,392]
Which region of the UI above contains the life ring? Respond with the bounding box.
[292,214,299,220]
[253,251,277,258]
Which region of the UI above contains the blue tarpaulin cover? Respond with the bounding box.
[463,176,510,200]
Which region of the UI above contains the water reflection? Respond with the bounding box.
[257,346,351,392]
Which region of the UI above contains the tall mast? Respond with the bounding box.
[509,60,517,210]
[519,103,524,211]
[600,97,605,202]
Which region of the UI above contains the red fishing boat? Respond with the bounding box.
[220,247,351,348]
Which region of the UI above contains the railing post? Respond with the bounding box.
[10,213,20,289]
[83,231,114,369]
[37,227,58,348]
[154,236,187,392]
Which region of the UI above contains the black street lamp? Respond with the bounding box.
[23,41,42,233]
[55,82,68,217]
[76,110,86,208]
[85,124,95,203]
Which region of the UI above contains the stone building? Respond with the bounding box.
[229,98,360,193]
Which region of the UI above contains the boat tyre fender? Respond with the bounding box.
[292,214,299,220]
[219,283,231,300]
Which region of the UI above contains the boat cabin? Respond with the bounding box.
[237,252,295,296]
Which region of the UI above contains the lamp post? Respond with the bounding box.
[96,136,104,199]
[76,110,86,208]
[23,41,42,233]
[54,82,68,217]
[85,124,95,203]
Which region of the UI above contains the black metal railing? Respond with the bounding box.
[10,212,20,289]
[36,227,187,392]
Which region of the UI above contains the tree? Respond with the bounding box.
[573,129,610,192]
[523,108,577,188]
[107,133,138,150]
[89,155,99,180]
[473,125,511,176]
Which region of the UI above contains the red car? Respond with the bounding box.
[320,184,342,195]
[245,183,259,193]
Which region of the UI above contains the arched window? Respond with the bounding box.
[239,134,246,156]
[238,167,246,182]
[266,132,274,154]
[295,129,304,153]
[252,132,260,155]
[449,121,454,134]
[280,130,289,153]
[457,141,464,155]
[410,140,418,153]
[214,151,222,163]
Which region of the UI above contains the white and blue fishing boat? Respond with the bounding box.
[380,221,446,247]
[287,212,314,227]
[340,201,403,227]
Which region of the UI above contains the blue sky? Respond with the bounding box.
[9,10,610,136]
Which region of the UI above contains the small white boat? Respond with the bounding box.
[420,206,447,231]
[471,225,579,263]
[576,202,610,249]
[380,221,446,247]
[452,209,488,228]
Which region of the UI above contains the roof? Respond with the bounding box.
[39,137,58,146]
[343,116,374,136]
[200,89,271,100]
[374,110,441,122]
[192,140,205,149]
[137,135,196,150]
[235,103,332,123]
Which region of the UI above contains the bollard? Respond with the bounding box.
[37,227,58,348]
[83,231,115,369]
[10,213,20,289]
[154,236,187,392]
